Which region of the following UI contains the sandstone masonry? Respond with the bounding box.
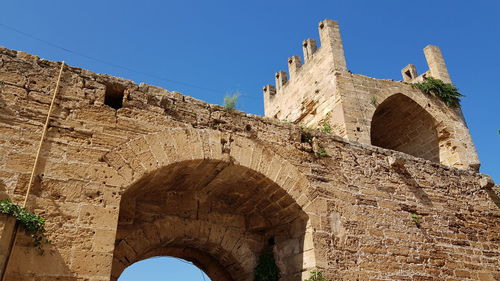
[0,19,498,281]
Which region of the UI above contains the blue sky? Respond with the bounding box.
[1,0,499,280]
[119,257,210,281]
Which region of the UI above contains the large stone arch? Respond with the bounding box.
[102,128,315,281]
[370,93,439,162]
[366,91,471,168]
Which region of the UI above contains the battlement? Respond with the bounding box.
[263,19,346,119]
[401,45,451,83]
[263,19,479,170]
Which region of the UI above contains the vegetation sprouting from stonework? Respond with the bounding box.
[413,77,463,107]
[319,115,332,134]
[254,248,280,281]
[409,213,421,228]
[0,199,47,247]
[305,270,328,281]
[223,92,239,111]
[317,147,329,157]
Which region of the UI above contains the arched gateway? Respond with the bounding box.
[104,128,315,281]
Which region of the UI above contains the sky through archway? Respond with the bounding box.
[118,257,211,281]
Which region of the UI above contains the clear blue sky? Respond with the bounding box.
[119,257,210,281]
[1,1,499,279]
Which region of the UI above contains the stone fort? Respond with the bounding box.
[0,19,498,281]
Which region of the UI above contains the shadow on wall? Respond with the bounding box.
[1,200,75,280]
[0,92,78,280]
[393,164,433,207]
[111,159,310,281]
[485,188,500,209]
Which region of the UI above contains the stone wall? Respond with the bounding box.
[0,46,498,281]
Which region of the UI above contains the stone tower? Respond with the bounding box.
[263,19,479,170]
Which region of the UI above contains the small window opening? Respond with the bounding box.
[104,83,125,110]
[268,237,275,246]
[404,70,413,80]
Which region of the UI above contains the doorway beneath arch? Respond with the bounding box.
[111,159,311,281]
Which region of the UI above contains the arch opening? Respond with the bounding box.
[118,256,211,281]
[111,159,310,281]
[370,93,440,162]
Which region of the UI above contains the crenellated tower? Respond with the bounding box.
[263,19,479,170]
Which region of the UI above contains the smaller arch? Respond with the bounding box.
[111,158,312,281]
[370,93,440,162]
[118,249,228,281]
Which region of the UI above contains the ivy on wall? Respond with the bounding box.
[413,77,464,108]
[0,200,47,247]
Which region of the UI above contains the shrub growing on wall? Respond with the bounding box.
[254,248,279,281]
[0,200,47,247]
[413,77,464,107]
[305,270,327,281]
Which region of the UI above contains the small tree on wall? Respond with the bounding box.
[305,270,328,281]
[254,248,280,281]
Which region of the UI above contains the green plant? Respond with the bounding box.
[409,213,421,228]
[370,96,378,106]
[413,77,464,107]
[319,117,332,134]
[305,270,327,281]
[254,248,279,281]
[0,200,47,247]
[223,92,239,111]
[317,147,328,157]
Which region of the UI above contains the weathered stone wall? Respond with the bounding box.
[0,46,498,281]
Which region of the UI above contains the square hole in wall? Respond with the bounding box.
[104,83,125,110]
